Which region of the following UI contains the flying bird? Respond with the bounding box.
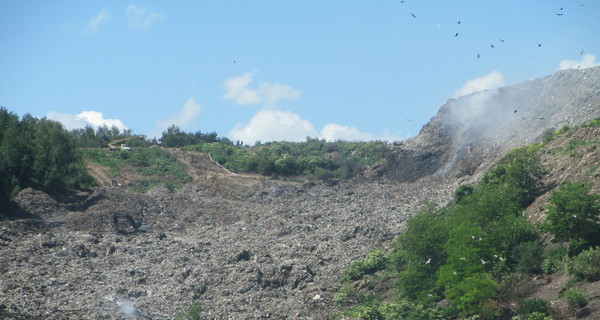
[455,32,459,37]
[481,259,487,264]
[457,21,461,24]
[425,258,431,264]
[232,59,237,64]
[514,110,518,113]
[477,53,480,59]
[538,44,542,47]
[581,50,584,55]
[411,13,416,18]
[560,7,563,10]
[556,13,563,16]
[491,44,495,48]
[500,38,505,43]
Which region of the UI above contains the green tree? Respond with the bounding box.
[542,182,600,249]
[444,273,499,317]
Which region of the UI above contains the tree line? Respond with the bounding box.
[0,108,93,215]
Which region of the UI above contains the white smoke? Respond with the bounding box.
[118,297,137,317]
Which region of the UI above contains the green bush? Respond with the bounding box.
[511,312,553,320]
[377,299,442,320]
[541,246,568,274]
[444,273,500,317]
[175,303,206,320]
[511,241,544,274]
[569,247,600,280]
[563,288,588,309]
[344,249,388,281]
[345,302,382,320]
[542,182,600,249]
[516,298,550,317]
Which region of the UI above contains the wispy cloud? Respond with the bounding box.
[126,5,165,30]
[85,8,112,32]
[46,110,128,131]
[452,70,504,98]
[150,97,202,138]
[558,54,600,70]
[223,73,262,105]
[223,73,301,107]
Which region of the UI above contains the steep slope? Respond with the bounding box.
[0,68,598,319]
[380,66,600,184]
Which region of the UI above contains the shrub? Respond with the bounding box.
[563,288,588,309]
[569,247,600,280]
[511,312,553,320]
[345,302,382,320]
[541,246,568,274]
[511,241,544,274]
[542,182,600,249]
[516,298,550,317]
[444,273,500,317]
[343,249,388,281]
[175,303,206,320]
[377,299,443,320]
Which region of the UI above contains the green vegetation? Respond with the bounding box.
[187,138,388,180]
[515,298,551,318]
[82,147,189,192]
[562,288,588,310]
[332,120,600,319]
[175,303,206,320]
[0,108,94,215]
[542,182,600,252]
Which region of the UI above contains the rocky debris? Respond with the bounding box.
[0,173,456,319]
[14,188,61,217]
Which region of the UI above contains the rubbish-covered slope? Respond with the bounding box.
[380,66,600,184]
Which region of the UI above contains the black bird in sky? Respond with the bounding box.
[455,32,459,37]
[514,110,518,113]
[538,44,542,47]
[556,13,563,16]
[411,13,416,18]
[457,21,461,24]
[477,53,480,59]
[500,38,505,43]
[491,44,495,48]
[581,50,584,55]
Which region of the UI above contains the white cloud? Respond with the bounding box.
[126,5,165,30]
[229,110,317,144]
[46,110,128,131]
[452,70,504,98]
[150,97,202,138]
[86,8,112,32]
[259,82,301,107]
[558,54,600,70]
[320,123,376,142]
[223,73,301,107]
[229,110,401,145]
[223,73,262,105]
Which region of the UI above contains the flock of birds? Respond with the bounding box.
[400,1,586,60]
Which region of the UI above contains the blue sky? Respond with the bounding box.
[1,1,599,144]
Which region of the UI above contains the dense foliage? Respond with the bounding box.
[542,182,600,252]
[0,108,93,215]
[187,138,388,179]
[332,121,600,319]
